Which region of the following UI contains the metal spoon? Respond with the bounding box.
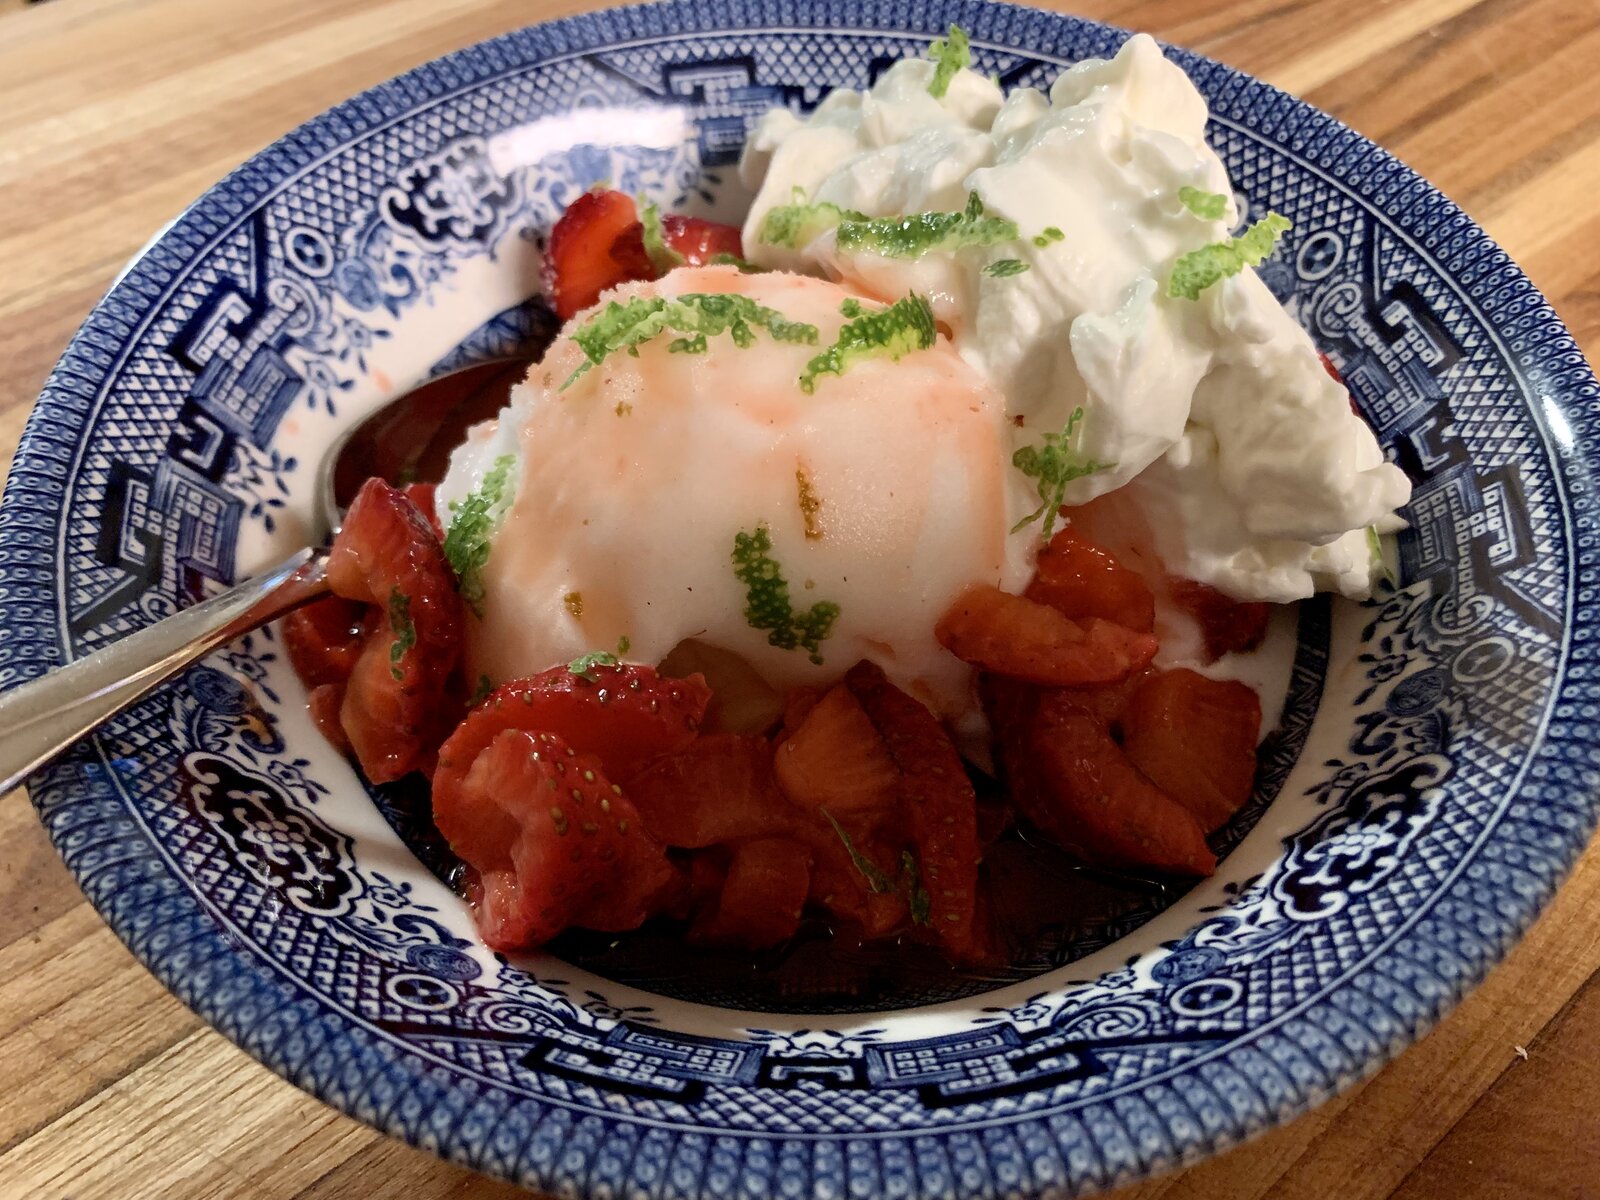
[0,357,529,794]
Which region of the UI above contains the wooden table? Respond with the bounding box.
[2,0,1598,1195]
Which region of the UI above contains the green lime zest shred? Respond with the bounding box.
[1168,212,1292,301]
[1032,226,1065,247]
[758,191,870,249]
[927,23,971,99]
[899,850,932,926]
[985,258,1030,277]
[637,195,685,274]
[731,523,840,664]
[1177,186,1229,220]
[1367,525,1397,588]
[442,454,517,617]
[568,637,633,683]
[561,293,819,387]
[469,674,494,706]
[822,809,895,892]
[706,251,766,273]
[833,191,1018,260]
[1010,406,1114,537]
[799,292,937,394]
[386,587,415,681]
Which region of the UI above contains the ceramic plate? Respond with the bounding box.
[4,1,1597,1194]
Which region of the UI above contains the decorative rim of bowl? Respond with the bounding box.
[4,0,1598,1193]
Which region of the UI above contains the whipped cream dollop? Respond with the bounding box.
[436,267,1031,720]
[739,33,1410,602]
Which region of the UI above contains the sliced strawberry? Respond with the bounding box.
[1167,578,1270,662]
[658,639,782,735]
[804,824,910,941]
[781,686,824,736]
[844,661,982,960]
[402,481,443,540]
[690,837,811,949]
[1120,668,1260,833]
[437,728,679,950]
[434,663,711,811]
[544,189,651,321]
[1020,691,1215,876]
[307,682,352,755]
[321,478,464,782]
[628,733,793,848]
[774,683,899,821]
[1026,526,1155,633]
[937,584,1158,686]
[662,215,743,264]
[283,595,366,688]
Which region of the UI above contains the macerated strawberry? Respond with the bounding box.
[937,584,1158,686]
[662,214,744,264]
[434,663,710,809]
[628,733,793,848]
[774,683,899,820]
[1026,526,1155,632]
[805,823,910,941]
[283,595,366,688]
[1167,578,1270,662]
[658,639,782,735]
[307,683,352,755]
[437,728,679,950]
[544,189,652,320]
[322,478,464,782]
[402,481,443,540]
[691,837,811,949]
[844,661,984,959]
[1120,668,1260,832]
[1020,691,1216,876]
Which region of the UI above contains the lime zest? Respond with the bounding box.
[833,191,1018,260]
[442,454,517,617]
[799,292,937,394]
[927,23,971,99]
[985,258,1030,277]
[1177,186,1229,220]
[1010,407,1114,537]
[1168,212,1292,301]
[637,196,685,274]
[386,587,415,682]
[561,294,819,387]
[731,523,840,664]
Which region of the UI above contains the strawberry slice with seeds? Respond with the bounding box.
[937,584,1158,686]
[1120,668,1261,833]
[1167,578,1270,662]
[628,733,794,848]
[544,189,652,321]
[1019,691,1215,876]
[438,728,679,950]
[1026,525,1155,632]
[434,663,711,806]
[844,661,983,960]
[690,837,811,949]
[320,478,464,782]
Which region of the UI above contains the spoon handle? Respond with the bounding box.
[0,549,330,796]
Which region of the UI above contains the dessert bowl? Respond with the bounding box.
[2,1,1597,1194]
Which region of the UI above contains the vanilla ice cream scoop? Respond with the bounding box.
[436,266,1033,720]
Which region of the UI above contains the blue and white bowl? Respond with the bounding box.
[4,1,1597,1194]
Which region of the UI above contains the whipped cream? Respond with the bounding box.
[739,33,1411,601]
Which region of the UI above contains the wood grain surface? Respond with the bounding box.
[2,0,1598,1196]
